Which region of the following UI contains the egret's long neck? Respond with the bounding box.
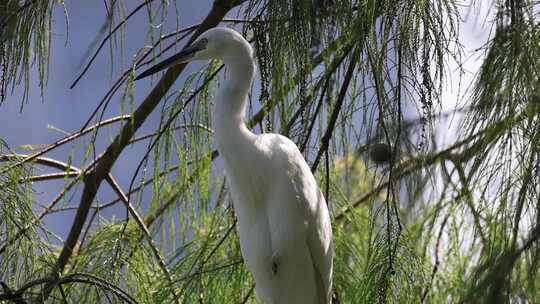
[213,46,255,154]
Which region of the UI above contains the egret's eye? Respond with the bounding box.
[200,38,208,47]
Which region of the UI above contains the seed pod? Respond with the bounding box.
[368,143,392,164]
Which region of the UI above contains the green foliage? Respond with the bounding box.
[0,0,56,107]
[0,143,56,300]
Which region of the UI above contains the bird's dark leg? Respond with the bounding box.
[332,290,341,304]
[271,254,279,277]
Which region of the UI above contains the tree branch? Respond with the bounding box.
[311,50,358,172]
[105,174,179,303]
[38,1,243,301]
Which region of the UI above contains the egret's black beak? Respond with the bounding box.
[135,43,204,80]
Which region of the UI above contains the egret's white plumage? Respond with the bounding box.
[137,27,333,304]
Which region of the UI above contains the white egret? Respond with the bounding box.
[136,27,333,304]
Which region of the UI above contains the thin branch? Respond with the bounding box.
[0,115,130,174]
[79,26,197,131]
[299,76,329,153]
[145,150,219,226]
[299,43,354,153]
[0,154,80,173]
[0,153,105,255]
[311,50,358,172]
[69,0,157,89]
[240,284,255,304]
[104,174,180,303]
[175,260,243,282]
[334,100,537,220]
[126,64,223,204]
[129,123,213,145]
[421,214,449,303]
[23,172,79,182]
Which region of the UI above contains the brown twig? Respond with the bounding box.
[79,26,197,131]
[299,44,354,153]
[0,154,80,173]
[22,172,79,182]
[2,273,138,304]
[421,214,449,303]
[240,284,255,304]
[0,115,130,175]
[69,0,158,89]
[105,174,180,303]
[311,49,358,172]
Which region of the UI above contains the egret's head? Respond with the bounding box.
[135,27,251,80]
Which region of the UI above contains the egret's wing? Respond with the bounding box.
[295,157,333,303]
[258,134,333,302]
[277,136,334,303]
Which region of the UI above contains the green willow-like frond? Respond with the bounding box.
[432,1,540,302]
[0,144,57,302]
[0,0,56,108]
